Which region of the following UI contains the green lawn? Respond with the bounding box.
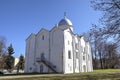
[1,69,120,80]
[93,69,120,73]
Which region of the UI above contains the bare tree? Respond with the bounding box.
[84,24,104,69]
[90,0,120,69]
[84,23,120,69]
[91,0,120,45]
[105,43,119,68]
[0,36,6,70]
[0,36,6,56]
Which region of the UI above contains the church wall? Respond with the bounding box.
[25,40,29,72]
[85,42,93,72]
[78,38,83,72]
[64,29,73,73]
[89,44,93,71]
[35,30,50,73]
[25,34,35,73]
[73,36,80,73]
[25,39,29,72]
[50,28,64,73]
[79,37,87,72]
[25,16,93,74]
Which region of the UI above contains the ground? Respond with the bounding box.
[0,69,120,80]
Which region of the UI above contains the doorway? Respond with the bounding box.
[40,64,43,73]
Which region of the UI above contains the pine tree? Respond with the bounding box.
[19,54,24,70]
[5,44,15,73]
[7,44,14,56]
[17,54,24,73]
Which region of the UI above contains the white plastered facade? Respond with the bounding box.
[25,16,93,73]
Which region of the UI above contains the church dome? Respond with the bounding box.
[58,16,72,26]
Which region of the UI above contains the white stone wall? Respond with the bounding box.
[50,27,64,73]
[35,29,50,73]
[85,42,93,72]
[64,28,73,73]
[25,24,93,73]
[74,36,80,73]
[79,37,87,72]
[25,34,35,73]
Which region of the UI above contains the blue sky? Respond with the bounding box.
[0,0,101,57]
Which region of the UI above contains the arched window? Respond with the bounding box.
[76,52,79,59]
[83,65,86,72]
[68,50,71,59]
[40,64,43,73]
[42,35,44,40]
[83,56,85,60]
[68,41,70,45]
[84,47,86,54]
[75,43,78,49]
[29,67,32,71]
[88,55,90,60]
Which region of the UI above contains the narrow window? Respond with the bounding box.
[42,35,44,40]
[84,47,86,53]
[83,56,85,60]
[75,43,78,49]
[29,67,32,70]
[68,41,69,45]
[40,64,43,73]
[88,55,90,60]
[83,65,86,72]
[68,50,71,59]
[76,52,79,59]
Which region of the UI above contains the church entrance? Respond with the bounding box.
[83,65,86,72]
[40,64,43,73]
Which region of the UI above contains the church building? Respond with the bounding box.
[25,15,93,73]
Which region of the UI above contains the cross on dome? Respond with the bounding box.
[64,12,66,19]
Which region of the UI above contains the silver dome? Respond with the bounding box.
[58,17,72,26]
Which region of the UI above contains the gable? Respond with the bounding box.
[36,28,49,37]
[26,33,35,41]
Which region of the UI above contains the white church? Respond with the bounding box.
[25,14,93,74]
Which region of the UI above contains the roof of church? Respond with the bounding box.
[58,14,72,26]
[26,33,35,41]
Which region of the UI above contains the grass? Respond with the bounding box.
[1,69,120,80]
[0,72,41,76]
[93,69,120,73]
